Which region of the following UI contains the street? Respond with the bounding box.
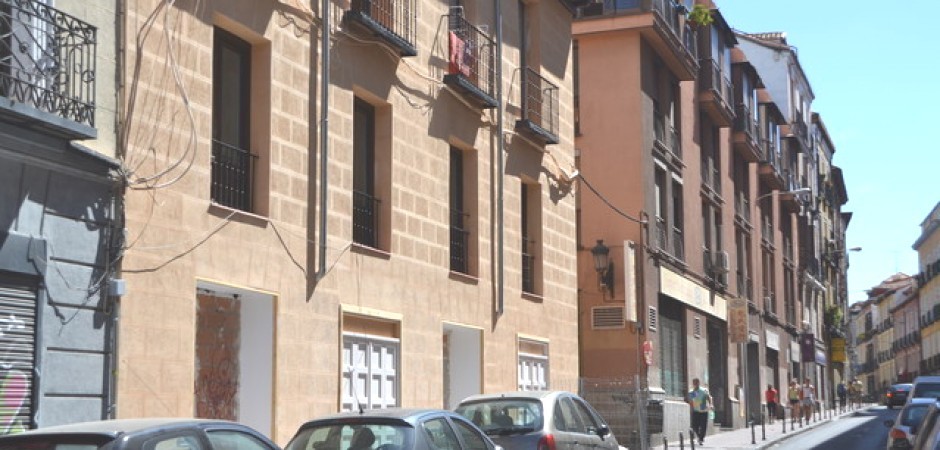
[768,406,896,450]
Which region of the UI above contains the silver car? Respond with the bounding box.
[455,391,620,450]
[884,398,937,450]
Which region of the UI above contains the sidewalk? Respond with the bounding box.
[652,404,875,450]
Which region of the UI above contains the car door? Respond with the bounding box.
[552,395,588,450]
[422,416,464,450]
[449,416,494,450]
[569,397,616,450]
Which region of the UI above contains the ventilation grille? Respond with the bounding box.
[592,306,625,329]
[648,306,658,331]
[694,316,702,339]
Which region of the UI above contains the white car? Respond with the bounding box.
[884,398,938,450]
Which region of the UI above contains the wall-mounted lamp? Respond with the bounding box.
[591,239,614,297]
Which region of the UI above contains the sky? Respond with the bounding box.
[717,0,940,304]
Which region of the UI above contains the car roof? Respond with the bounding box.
[297,409,459,427]
[0,418,238,439]
[893,383,914,388]
[458,391,571,403]
[906,398,939,406]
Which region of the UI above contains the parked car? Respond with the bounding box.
[887,383,914,409]
[0,418,279,450]
[454,391,619,450]
[285,409,499,450]
[909,402,940,450]
[911,377,940,402]
[884,397,937,450]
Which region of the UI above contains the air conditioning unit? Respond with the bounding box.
[714,250,730,274]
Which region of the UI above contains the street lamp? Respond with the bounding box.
[591,239,614,297]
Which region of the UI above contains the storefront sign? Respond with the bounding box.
[815,349,827,366]
[765,330,780,351]
[831,337,846,362]
[801,333,815,362]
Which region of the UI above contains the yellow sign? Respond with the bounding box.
[831,337,846,362]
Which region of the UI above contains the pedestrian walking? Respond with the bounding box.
[837,381,847,411]
[802,378,816,422]
[765,384,778,424]
[688,378,713,446]
[787,379,801,424]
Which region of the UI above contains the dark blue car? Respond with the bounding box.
[0,418,280,450]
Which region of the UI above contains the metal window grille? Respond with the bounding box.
[211,140,255,211]
[520,67,559,138]
[450,208,469,274]
[353,190,380,248]
[446,10,495,100]
[521,237,535,293]
[0,0,96,127]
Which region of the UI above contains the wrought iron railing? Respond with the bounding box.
[446,11,495,101]
[735,190,750,222]
[353,190,381,248]
[0,0,96,127]
[701,158,720,194]
[347,0,416,54]
[450,208,470,274]
[790,113,808,144]
[653,110,681,158]
[702,59,731,110]
[211,139,255,211]
[734,103,758,144]
[520,66,558,139]
[736,272,752,299]
[682,21,697,61]
[521,238,535,293]
[671,226,684,260]
[760,137,779,167]
[651,0,681,37]
[655,216,667,252]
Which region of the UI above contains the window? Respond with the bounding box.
[212,28,254,212]
[353,98,381,249]
[670,178,684,260]
[342,315,400,410]
[422,418,460,450]
[553,397,586,433]
[206,431,272,450]
[451,420,489,450]
[450,147,476,275]
[521,181,541,294]
[518,338,549,391]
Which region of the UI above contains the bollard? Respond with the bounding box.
[762,414,766,441]
[751,417,756,445]
[664,434,669,449]
[690,429,695,450]
[782,409,786,433]
[678,431,684,450]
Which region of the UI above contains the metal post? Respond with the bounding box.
[689,429,695,450]
[679,431,684,450]
[782,408,786,433]
[751,416,756,444]
[664,435,668,449]
[762,413,766,441]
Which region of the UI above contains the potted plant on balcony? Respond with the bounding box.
[686,4,714,28]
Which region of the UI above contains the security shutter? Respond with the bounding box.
[0,272,38,434]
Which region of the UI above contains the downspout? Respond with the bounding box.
[495,0,504,316]
[316,0,330,280]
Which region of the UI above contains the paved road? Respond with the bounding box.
[767,406,897,450]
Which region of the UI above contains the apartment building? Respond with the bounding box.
[0,0,119,430]
[915,202,940,375]
[118,0,582,442]
[854,274,910,393]
[890,285,919,383]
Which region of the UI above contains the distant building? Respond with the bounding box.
[915,203,940,375]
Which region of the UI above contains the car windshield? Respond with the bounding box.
[456,399,543,436]
[902,404,932,428]
[896,385,913,392]
[914,383,940,398]
[286,423,413,450]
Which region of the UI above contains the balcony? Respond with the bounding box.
[653,109,681,159]
[0,0,97,139]
[734,190,751,227]
[442,11,497,109]
[757,137,785,189]
[211,140,256,212]
[575,0,698,80]
[344,0,417,57]
[789,114,809,148]
[671,226,684,261]
[732,103,760,162]
[698,59,733,126]
[655,216,667,253]
[515,67,559,145]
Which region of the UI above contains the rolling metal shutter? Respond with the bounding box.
[0,272,38,434]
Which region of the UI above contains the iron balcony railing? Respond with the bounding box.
[653,110,681,158]
[445,11,495,106]
[450,208,470,274]
[655,216,667,253]
[735,190,750,222]
[520,66,559,142]
[701,59,732,111]
[0,0,96,128]
[790,114,808,145]
[211,139,256,212]
[734,103,758,144]
[736,272,752,299]
[682,21,697,61]
[762,287,774,313]
[578,0,695,60]
[671,226,684,261]
[701,158,720,194]
[521,238,535,293]
[346,0,416,56]
[760,137,779,167]
[353,190,381,248]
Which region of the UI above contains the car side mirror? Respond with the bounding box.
[596,425,610,437]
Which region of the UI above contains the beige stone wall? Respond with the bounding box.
[119,0,578,443]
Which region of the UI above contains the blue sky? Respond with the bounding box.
[717,0,940,303]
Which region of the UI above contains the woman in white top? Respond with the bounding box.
[801,378,816,422]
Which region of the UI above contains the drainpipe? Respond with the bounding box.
[316,0,330,280]
[495,0,504,316]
